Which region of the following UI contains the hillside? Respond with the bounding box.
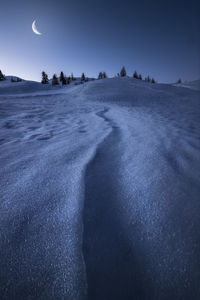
[177,79,200,91]
[0,77,200,300]
[0,76,94,96]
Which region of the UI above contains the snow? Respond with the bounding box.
[174,79,200,91]
[0,77,200,299]
[0,76,94,97]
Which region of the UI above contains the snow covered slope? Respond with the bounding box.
[0,76,53,95]
[0,77,200,299]
[174,79,200,91]
[0,76,95,96]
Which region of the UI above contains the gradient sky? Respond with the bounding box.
[1,0,200,82]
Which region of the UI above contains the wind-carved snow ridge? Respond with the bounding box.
[82,108,155,299]
[82,107,139,299]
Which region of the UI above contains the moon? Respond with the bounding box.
[32,20,42,35]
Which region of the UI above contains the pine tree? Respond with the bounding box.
[41,71,49,84]
[59,72,67,85]
[60,71,65,82]
[120,66,126,77]
[52,74,59,85]
[81,73,86,82]
[103,72,107,79]
[133,71,138,79]
[0,70,6,81]
[138,74,142,80]
[177,78,182,84]
[98,72,103,79]
[62,76,67,85]
[147,75,150,82]
[151,78,155,83]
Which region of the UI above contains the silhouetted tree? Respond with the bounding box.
[151,78,155,83]
[133,71,138,79]
[98,72,103,80]
[81,73,86,82]
[177,78,182,84]
[60,71,65,82]
[120,66,127,77]
[59,72,67,85]
[52,74,59,85]
[41,71,49,84]
[138,74,142,80]
[62,76,67,85]
[103,72,107,79]
[0,70,6,81]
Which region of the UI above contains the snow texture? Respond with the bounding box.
[0,77,200,299]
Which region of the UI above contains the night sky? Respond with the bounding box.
[1,0,200,82]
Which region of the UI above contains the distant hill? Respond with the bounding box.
[0,76,95,96]
[0,76,52,95]
[174,79,200,91]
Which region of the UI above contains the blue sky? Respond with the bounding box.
[1,0,200,82]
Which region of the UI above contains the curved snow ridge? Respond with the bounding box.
[66,106,116,298]
[82,107,126,299]
[82,106,165,299]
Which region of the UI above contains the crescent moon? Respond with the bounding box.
[32,20,42,35]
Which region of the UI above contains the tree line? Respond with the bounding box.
[41,68,157,85]
[117,66,156,83]
[0,69,182,85]
[41,71,89,85]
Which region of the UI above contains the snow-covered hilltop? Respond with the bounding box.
[0,75,96,96]
[0,77,200,299]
